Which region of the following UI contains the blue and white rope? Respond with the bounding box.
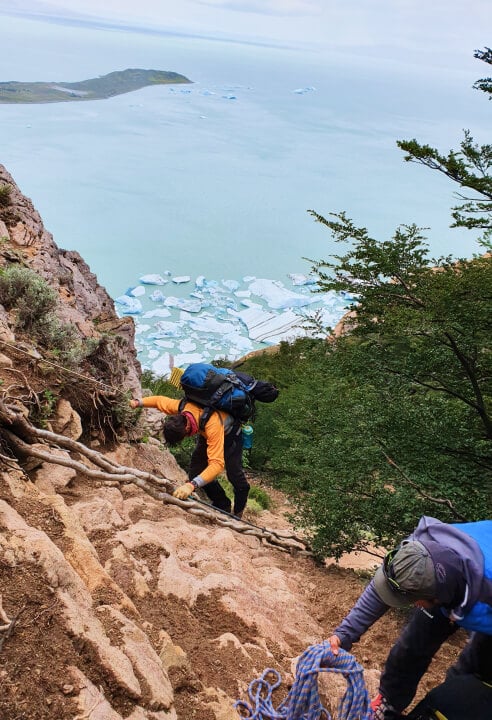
[234,642,372,720]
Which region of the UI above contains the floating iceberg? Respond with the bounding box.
[222,331,254,354]
[151,353,172,376]
[142,308,172,319]
[116,268,353,372]
[248,278,318,310]
[173,352,207,368]
[222,279,240,291]
[115,295,143,314]
[235,305,305,343]
[139,274,169,285]
[288,273,318,286]
[180,299,203,313]
[188,315,240,335]
[292,86,317,94]
[149,321,184,338]
[179,339,197,353]
[172,276,191,284]
[153,339,175,348]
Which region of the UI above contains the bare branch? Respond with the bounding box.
[380,448,468,521]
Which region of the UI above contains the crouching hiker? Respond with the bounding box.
[326,516,492,720]
[130,395,249,518]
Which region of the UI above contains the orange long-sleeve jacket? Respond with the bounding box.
[141,396,232,484]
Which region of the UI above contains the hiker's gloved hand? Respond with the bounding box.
[370,694,399,720]
[328,634,341,656]
[173,482,195,500]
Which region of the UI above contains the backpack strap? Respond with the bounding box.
[178,397,213,431]
[198,406,215,431]
[179,397,217,432]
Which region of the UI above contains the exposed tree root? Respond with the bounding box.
[0,594,26,653]
[0,399,312,556]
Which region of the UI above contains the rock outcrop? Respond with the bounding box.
[0,163,141,396]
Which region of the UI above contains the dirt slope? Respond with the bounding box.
[0,449,466,720]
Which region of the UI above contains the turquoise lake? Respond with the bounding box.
[0,12,489,368]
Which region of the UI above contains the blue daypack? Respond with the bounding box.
[179,362,278,430]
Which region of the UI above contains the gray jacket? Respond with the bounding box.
[334,516,492,649]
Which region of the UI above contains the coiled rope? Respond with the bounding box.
[235,642,372,720]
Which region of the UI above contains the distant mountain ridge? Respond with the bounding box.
[0,67,191,104]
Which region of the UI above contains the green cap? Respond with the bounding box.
[373,540,437,608]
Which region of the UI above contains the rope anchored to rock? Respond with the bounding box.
[235,642,372,720]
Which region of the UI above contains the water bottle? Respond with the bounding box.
[241,423,254,450]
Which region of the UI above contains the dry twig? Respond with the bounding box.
[0,594,26,652]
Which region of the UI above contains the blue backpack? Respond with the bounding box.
[179,362,278,430]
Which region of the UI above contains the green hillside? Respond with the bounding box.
[0,68,191,104]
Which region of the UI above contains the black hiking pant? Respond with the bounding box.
[188,426,250,516]
[408,673,492,719]
[380,605,492,713]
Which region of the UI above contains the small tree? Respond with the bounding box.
[256,47,492,557]
[269,223,492,557]
[397,47,492,247]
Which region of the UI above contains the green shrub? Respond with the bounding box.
[168,435,195,469]
[245,499,264,515]
[112,391,140,430]
[141,369,181,398]
[0,265,94,367]
[30,389,58,427]
[36,314,78,350]
[0,183,12,207]
[218,477,271,514]
[247,484,272,510]
[0,265,57,329]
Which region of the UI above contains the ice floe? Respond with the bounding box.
[115,295,143,314]
[139,274,169,285]
[142,308,171,319]
[292,86,317,94]
[116,270,356,376]
[247,278,318,310]
[288,273,318,286]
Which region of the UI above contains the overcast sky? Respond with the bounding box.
[3,0,490,64]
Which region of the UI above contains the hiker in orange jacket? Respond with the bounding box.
[130,395,249,518]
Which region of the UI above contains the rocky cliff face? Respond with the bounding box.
[0,163,141,394]
[0,166,461,720]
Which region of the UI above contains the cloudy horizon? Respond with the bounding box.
[1,0,489,67]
